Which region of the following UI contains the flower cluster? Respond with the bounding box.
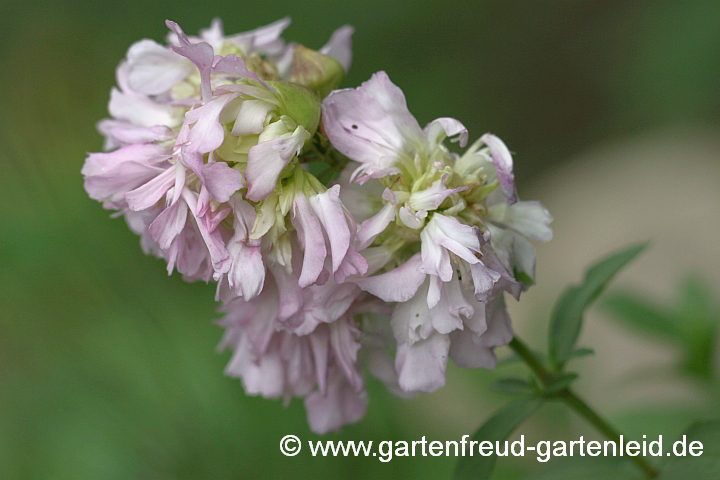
[83,18,551,434]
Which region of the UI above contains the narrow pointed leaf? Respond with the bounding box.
[455,396,544,480]
[568,348,595,359]
[489,377,534,394]
[543,372,579,394]
[549,243,649,366]
[601,292,681,339]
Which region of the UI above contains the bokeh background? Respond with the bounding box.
[1,1,719,479]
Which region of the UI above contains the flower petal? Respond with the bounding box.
[319,25,354,73]
[355,202,396,250]
[305,370,368,434]
[330,319,363,391]
[126,39,192,95]
[399,206,427,229]
[424,117,468,148]
[213,54,272,91]
[245,127,307,201]
[108,82,181,128]
[202,162,244,202]
[182,189,231,275]
[424,214,481,264]
[407,175,467,212]
[322,71,424,170]
[470,260,502,300]
[97,120,174,150]
[487,200,553,242]
[419,226,453,281]
[231,99,276,136]
[165,20,215,101]
[480,133,517,204]
[353,253,426,302]
[225,17,291,57]
[309,185,351,273]
[183,93,238,153]
[148,199,188,249]
[125,166,176,211]
[395,332,450,393]
[227,242,265,299]
[291,194,327,288]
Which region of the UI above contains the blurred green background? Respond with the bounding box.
[1,1,719,479]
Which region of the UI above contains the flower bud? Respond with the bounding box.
[288,45,345,99]
[266,80,322,138]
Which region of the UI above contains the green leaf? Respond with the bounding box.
[602,278,717,378]
[676,277,717,378]
[601,292,682,338]
[567,348,595,359]
[489,377,534,395]
[677,276,715,327]
[549,243,649,366]
[454,396,544,480]
[497,349,547,368]
[659,420,720,479]
[543,372,579,394]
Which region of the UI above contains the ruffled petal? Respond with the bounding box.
[329,319,363,391]
[480,133,517,205]
[291,194,327,288]
[231,99,276,136]
[470,260,502,299]
[407,175,467,212]
[227,242,265,299]
[96,120,174,150]
[322,71,424,171]
[391,280,431,344]
[126,39,192,95]
[487,200,553,242]
[182,189,231,275]
[201,162,244,202]
[319,25,354,73]
[305,370,368,434]
[395,332,450,393]
[225,17,291,56]
[245,127,307,201]
[125,166,176,211]
[424,214,481,265]
[165,20,215,101]
[419,226,453,281]
[108,84,181,128]
[353,253,426,302]
[309,185,350,273]
[183,93,238,153]
[212,54,272,91]
[355,202,396,249]
[148,199,188,249]
[424,117,468,149]
[399,206,427,229]
[448,329,497,369]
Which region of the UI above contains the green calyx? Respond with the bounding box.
[288,44,344,99]
[266,80,322,138]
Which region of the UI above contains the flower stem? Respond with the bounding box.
[508,337,660,478]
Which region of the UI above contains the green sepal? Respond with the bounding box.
[288,44,344,99]
[266,80,321,137]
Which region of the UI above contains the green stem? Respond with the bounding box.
[508,337,660,479]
